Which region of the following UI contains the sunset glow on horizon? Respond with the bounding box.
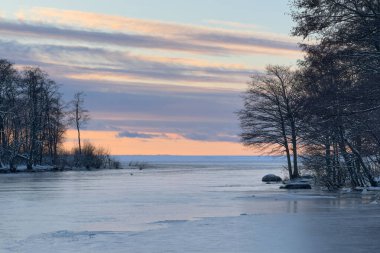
[0,0,301,155]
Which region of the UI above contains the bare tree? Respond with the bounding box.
[69,92,89,156]
[238,65,300,179]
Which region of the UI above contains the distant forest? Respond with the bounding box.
[239,0,380,188]
[0,59,117,172]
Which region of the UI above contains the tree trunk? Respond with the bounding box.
[278,73,298,178]
[290,118,299,178]
[77,125,81,155]
[76,107,82,155]
[276,96,293,179]
[338,127,359,187]
[345,138,377,187]
[325,140,332,180]
[284,142,293,179]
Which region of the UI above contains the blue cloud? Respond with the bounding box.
[117,131,169,139]
[182,132,239,142]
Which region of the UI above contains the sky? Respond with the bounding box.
[0,0,302,155]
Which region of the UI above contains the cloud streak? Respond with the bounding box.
[0,21,224,54]
[0,40,254,89]
[116,130,239,142]
[3,7,302,57]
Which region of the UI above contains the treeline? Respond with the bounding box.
[0,59,118,172]
[239,0,380,188]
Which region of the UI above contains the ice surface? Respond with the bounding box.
[6,211,380,253]
[1,156,380,252]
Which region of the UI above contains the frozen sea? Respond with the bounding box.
[1,156,380,253]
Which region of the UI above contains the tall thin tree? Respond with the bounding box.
[69,92,89,156]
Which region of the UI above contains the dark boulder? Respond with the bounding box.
[280,183,312,189]
[262,174,282,182]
